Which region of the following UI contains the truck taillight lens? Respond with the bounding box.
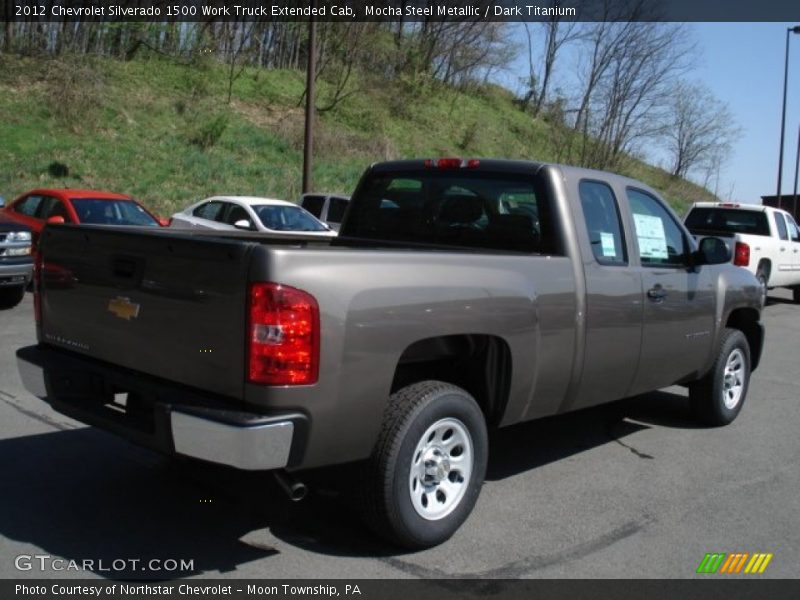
[423,158,480,169]
[734,241,750,267]
[33,251,43,325]
[248,282,319,386]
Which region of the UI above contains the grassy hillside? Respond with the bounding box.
[0,54,715,217]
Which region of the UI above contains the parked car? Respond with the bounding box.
[170,196,337,237]
[1,189,164,248]
[18,159,763,549]
[300,193,350,231]
[684,201,800,304]
[0,201,33,309]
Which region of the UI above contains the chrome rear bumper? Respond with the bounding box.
[17,346,301,471]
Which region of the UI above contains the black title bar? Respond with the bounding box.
[1,0,799,22]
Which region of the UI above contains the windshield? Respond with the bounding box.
[685,208,770,237]
[70,198,159,227]
[252,205,328,232]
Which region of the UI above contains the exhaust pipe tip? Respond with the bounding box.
[274,470,308,502]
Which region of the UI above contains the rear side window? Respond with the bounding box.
[193,201,225,221]
[774,212,788,240]
[327,197,348,223]
[786,214,800,242]
[628,189,688,267]
[579,180,626,265]
[301,195,325,218]
[13,195,43,217]
[343,170,557,254]
[685,207,770,236]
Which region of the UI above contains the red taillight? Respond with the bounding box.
[248,282,319,386]
[423,158,480,169]
[33,251,43,325]
[734,241,750,267]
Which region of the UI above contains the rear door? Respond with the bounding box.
[186,200,227,230]
[39,226,253,399]
[771,211,792,286]
[572,179,643,409]
[784,214,800,280]
[8,194,45,230]
[626,188,716,394]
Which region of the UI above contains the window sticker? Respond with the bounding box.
[633,213,668,259]
[600,232,617,257]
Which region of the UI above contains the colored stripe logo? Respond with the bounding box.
[697,552,773,574]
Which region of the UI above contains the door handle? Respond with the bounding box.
[647,285,667,301]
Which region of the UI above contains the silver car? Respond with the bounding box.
[170,196,337,237]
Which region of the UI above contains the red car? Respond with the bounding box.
[1,189,166,244]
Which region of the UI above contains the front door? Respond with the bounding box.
[626,188,717,395]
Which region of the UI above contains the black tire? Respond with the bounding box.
[689,328,751,427]
[755,267,768,306]
[361,381,488,549]
[0,286,25,309]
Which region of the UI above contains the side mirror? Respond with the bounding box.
[46,216,65,225]
[693,237,731,266]
[234,219,254,231]
[0,196,5,209]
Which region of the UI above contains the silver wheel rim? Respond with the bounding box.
[722,348,746,409]
[408,417,473,521]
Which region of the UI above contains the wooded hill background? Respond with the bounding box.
[0,13,739,214]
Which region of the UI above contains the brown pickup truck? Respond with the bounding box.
[17,159,764,548]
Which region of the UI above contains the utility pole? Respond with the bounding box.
[793,125,800,218]
[776,26,800,207]
[302,7,317,194]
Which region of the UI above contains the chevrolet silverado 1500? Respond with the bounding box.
[17,159,764,548]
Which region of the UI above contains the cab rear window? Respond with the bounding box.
[685,208,770,236]
[343,171,557,254]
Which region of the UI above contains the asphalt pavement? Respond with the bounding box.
[1,290,798,579]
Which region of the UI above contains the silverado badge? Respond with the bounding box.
[108,296,140,321]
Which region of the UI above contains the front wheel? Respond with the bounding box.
[361,381,488,549]
[689,328,751,426]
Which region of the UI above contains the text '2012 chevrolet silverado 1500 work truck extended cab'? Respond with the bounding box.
[17,159,764,548]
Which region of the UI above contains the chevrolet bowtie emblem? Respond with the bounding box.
[108,296,140,321]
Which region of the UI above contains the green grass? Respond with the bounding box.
[0,54,715,216]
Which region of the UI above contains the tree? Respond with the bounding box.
[665,81,740,180]
[520,9,580,117]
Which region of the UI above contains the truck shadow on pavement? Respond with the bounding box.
[0,389,697,575]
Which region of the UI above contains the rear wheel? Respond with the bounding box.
[0,286,25,309]
[689,328,751,426]
[755,266,769,306]
[361,381,488,549]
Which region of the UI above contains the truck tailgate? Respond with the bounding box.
[38,225,253,400]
